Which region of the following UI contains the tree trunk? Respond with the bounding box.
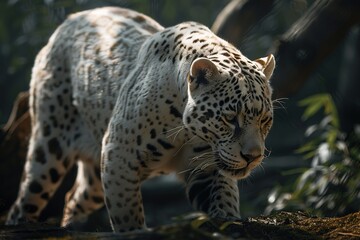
[211,0,275,45]
[336,27,360,134]
[0,92,30,214]
[270,0,360,99]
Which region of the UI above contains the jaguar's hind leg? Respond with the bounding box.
[61,160,104,228]
[6,52,82,224]
[6,125,76,224]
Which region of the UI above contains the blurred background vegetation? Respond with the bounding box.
[0,0,359,229]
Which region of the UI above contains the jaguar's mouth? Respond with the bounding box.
[216,161,249,179]
[215,155,263,179]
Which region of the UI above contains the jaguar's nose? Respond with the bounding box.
[240,152,262,163]
[240,145,263,163]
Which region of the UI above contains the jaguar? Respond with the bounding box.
[6,7,275,232]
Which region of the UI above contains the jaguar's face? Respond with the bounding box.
[183,55,275,179]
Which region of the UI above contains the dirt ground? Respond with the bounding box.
[0,211,359,239]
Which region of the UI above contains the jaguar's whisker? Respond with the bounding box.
[172,135,197,158]
[166,126,185,141]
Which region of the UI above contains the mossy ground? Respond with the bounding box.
[1,211,359,239]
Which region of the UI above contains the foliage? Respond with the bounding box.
[266,93,360,216]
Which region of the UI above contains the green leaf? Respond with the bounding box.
[298,94,324,106]
[191,216,210,229]
[219,221,242,231]
[326,129,339,148]
[298,93,338,122]
[296,139,319,154]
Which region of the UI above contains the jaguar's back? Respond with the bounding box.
[35,7,163,141]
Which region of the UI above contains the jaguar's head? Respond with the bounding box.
[183,54,275,179]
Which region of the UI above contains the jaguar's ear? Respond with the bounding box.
[255,54,275,81]
[188,58,219,91]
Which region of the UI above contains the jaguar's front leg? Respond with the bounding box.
[185,169,240,219]
[101,143,145,232]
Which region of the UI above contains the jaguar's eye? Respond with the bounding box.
[222,113,241,136]
[223,114,237,124]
